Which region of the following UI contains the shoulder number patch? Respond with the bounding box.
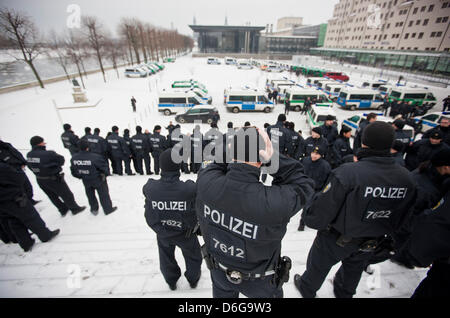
[322,182,331,193]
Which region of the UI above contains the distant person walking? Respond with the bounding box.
[131,96,137,112]
[443,95,450,112]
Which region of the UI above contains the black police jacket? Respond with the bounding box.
[405,139,449,170]
[190,131,204,160]
[106,133,130,159]
[61,130,80,153]
[302,157,331,192]
[303,137,329,158]
[143,171,197,240]
[84,134,108,157]
[70,150,110,186]
[403,190,450,268]
[332,137,353,166]
[267,121,290,155]
[321,124,338,145]
[149,132,167,153]
[26,146,65,177]
[196,155,315,274]
[0,162,26,202]
[353,120,370,152]
[394,129,411,153]
[422,126,450,146]
[0,140,27,170]
[131,133,153,154]
[303,155,417,239]
[411,165,447,216]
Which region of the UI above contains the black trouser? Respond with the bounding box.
[83,180,114,214]
[135,153,152,174]
[123,155,133,175]
[0,200,53,251]
[411,262,450,298]
[156,235,202,286]
[151,150,162,174]
[0,218,16,243]
[211,269,283,298]
[109,155,118,174]
[37,176,81,215]
[112,156,124,175]
[21,171,34,200]
[297,230,374,298]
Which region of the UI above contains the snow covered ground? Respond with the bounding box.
[1,54,447,298]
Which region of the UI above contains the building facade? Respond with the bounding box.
[324,0,450,51]
[276,17,304,31]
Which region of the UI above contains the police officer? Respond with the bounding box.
[26,136,86,216]
[286,122,304,160]
[0,162,60,252]
[267,114,290,155]
[302,97,312,115]
[190,126,203,174]
[168,125,190,173]
[298,146,332,232]
[302,127,329,158]
[61,123,80,155]
[131,126,153,175]
[106,126,133,176]
[86,128,108,158]
[391,140,406,167]
[422,117,449,146]
[0,138,38,204]
[196,127,315,298]
[204,122,222,161]
[123,129,136,175]
[331,126,353,168]
[143,149,202,290]
[405,131,449,171]
[321,115,338,146]
[149,125,168,175]
[294,121,417,298]
[70,140,117,215]
[81,127,92,141]
[392,119,410,154]
[353,113,377,153]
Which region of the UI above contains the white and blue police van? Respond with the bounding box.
[316,79,336,91]
[224,57,237,65]
[413,112,450,134]
[158,90,204,116]
[224,87,274,113]
[306,77,326,88]
[237,59,253,69]
[207,57,221,65]
[324,83,346,100]
[336,88,385,110]
[124,67,148,78]
[361,80,387,90]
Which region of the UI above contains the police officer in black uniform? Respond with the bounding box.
[294,121,417,298]
[61,123,80,155]
[143,149,202,290]
[405,131,449,171]
[267,114,290,155]
[196,127,315,298]
[321,115,338,146]
[81,127,92,141]
[131,126,153,175]
[0,162,60,252]
[422,116,449,146]
[106,126,133,176]
[0,138,38,204]
[392,119,411,154]
[190,125,203,174]
[26,136,85,216]
[168,125,190,173]
[286,122,304,160]
[70,140,117,215]
[302,127,329,158]
[149,125,168,175]
[85,128,108,158]
[353,113,377,153]
[123,129,135,175]
[331,126,353,168]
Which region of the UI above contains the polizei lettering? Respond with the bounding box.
[203,205,258,240]
[364,187,407,199]
[72,160,92,166]
[152,201,187,211]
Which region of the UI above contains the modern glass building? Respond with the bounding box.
[189,25,265,54]
[310,47,450,76]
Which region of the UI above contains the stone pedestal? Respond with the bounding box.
[72,87,88,103]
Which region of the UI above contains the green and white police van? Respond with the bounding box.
[283,88,333,112]
[171,80,209,94]
[387,87,437,106]
[158,90,204,116]
[306,104,337,130]
[336,88,385,110]
[224,88,274,113]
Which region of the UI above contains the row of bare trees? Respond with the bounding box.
[0,7,194,89]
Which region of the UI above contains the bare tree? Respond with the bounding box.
[104,36,124,79]
[119,18,141,65]
[82,15,107,82]
[136,21,148,63]
[64,30,86,89]
[0,7,45,88]
[48,30,71,83]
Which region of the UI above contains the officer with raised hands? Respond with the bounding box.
[294,121,417,298]
[196,127,315,298]
[143,149,202,291]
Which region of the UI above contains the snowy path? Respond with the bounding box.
[0,55,442,298]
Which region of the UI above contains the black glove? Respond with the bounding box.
[15,194,28,208]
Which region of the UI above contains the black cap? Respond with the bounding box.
[124,129,130,134]
[63,123,71,131]
[362,121,395,151]
[392,140,404,152]
[277,114,286,122]
[312,146,325,156]
[78,140,90,151]
[312,127,322,136]
[430,131,443,140]
[112,126,119,132]
[154,125,161,132]
[431,148,450,167]
[227,122,234,128]
[393,119,405,130]
[340,126,352,135]
[30,136,44,147]
[325,115,335,121]
[136,126,142,133]
[85,127,91,134]
[159,149,180,172]
[94,128,100,134]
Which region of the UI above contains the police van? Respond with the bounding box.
[284,88,333,112]
[266,78,289,92]
[207,57,221,65]
[171,88,212,105]
[343,113,415,140]
[124,67,148,78]
[224,88,274,113]
[362,80,386,90]
[306,104,337,130]
[274,81,298,101]
[413,112,450,133]
[237,59,253,69]
[316,79,336,91]
[224,57,237,65]
[158,91,204,116]
[336,88,385,110]
[171,80,209,94]
[324,83,346,100]
[387,87,437,106]
[306,77,326,88]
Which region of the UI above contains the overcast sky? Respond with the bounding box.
[2,0,338,37]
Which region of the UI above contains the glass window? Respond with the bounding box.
[159,98,173,103]
[390,91,402,99]
[350,115,360,123]
[258,96,269,103]
[229,95,243,101]
[339,92,347,99]
[188,97,200,105]
[242,95,256,102]
[187,109,201,114]
[173,98,187,104]
[423,114,439,121]
[404,93,426,99]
